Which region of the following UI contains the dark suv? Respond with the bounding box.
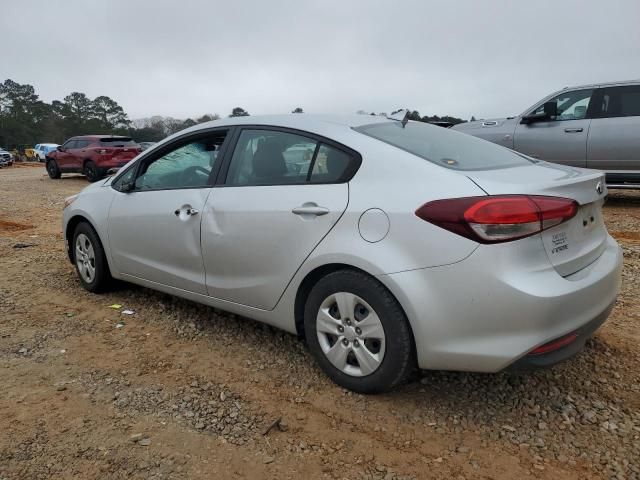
[46,135,141,182]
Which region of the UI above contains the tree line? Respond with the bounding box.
[0,78,465,150]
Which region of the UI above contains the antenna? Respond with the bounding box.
[386,109,410,128]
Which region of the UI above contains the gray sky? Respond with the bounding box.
[2,0,639,120]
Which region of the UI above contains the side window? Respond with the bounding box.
[310,144,353,183]
[531,89,593,121]
[63,140,77,150]
[76,140,89,149]
[133,131,227,190]
[226,130,318,186]
[598,85,640,118]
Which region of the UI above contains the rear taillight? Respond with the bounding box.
[415,195,579,244]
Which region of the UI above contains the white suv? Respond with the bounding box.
[34,143,60,162]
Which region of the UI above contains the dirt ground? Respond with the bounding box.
[1,165,638,480]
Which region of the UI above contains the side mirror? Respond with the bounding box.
[521,101,558,125]
[57,146,64,152]
[119,179,135,193]
[543,101,558,117]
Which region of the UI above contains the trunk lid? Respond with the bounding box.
[466,162,608,276]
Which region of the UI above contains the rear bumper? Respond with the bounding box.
[95,158,135,171]
[379,234,623,372]
[508,300,613,369]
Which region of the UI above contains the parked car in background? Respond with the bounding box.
[46,135,141,182]
[62,114,621,393]
[138,141,156,151]
[0,148,14,167]
[34,143,60,162]
[452,80,640,189]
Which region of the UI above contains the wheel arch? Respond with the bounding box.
[65,215,108,268]
[293,263,416,352]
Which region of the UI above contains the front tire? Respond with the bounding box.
[84,160,101,182]
[46,159,61,179]
[304,270,416,393]
[72,222,112,293]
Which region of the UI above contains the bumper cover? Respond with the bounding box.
[379,234,623,372]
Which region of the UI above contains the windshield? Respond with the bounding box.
[355,121,533,171]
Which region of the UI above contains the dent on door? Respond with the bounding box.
[201,184,349,310]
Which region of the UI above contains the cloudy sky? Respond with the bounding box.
[2,0,639,120]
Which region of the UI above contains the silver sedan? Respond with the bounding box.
[62,113,622,393]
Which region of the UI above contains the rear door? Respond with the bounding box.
[202,128,357,310]
[587,84,640,180]
[513,88,594,167]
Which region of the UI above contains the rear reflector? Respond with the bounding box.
[415,195,579,244]
[529,333,578,355]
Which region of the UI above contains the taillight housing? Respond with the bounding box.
[415,195,579,244]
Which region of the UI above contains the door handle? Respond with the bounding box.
[292,205,329,216]
[564,127,583,133]
[174,207,199,216]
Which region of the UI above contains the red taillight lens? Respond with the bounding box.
[415,195,578,244]
[529,333,578,355]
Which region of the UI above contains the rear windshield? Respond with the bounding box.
[99,137,137,147]
[354,121,533,171]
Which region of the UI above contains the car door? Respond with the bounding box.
[108,129,230,294]
[587,85,640,177]
[513,88,594,167]
[69,139,89,170]
[57,139,77,169]
[201,128,356,310]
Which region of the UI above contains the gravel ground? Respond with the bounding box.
[0,165,638,479]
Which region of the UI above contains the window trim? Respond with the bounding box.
[525,87,600,121]
[217,125,362,187]
[111,127,233,193]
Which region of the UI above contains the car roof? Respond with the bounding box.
[194,114,391,131]
[561,79,640,90]
[71,135,132,140]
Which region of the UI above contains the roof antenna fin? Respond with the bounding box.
[386,109,409,128]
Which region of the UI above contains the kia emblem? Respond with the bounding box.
[596,181,603,195]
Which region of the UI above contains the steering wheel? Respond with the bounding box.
[180,165,210,185]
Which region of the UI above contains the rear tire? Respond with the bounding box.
[304,269,416,393]
[72,222,112,293]
[84,160,101,182]
[46,159,61,179]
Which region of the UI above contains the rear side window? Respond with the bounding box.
[99,137,138,147]
[310,144,352,183]
[355,121,533,171]
[597,85,640,118]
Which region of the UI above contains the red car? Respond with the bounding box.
[46,135,141,182]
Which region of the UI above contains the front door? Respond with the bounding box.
[514,88,594,167]
[57,139,77,170]
[202,128,355,310]
[108,130,229,294]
